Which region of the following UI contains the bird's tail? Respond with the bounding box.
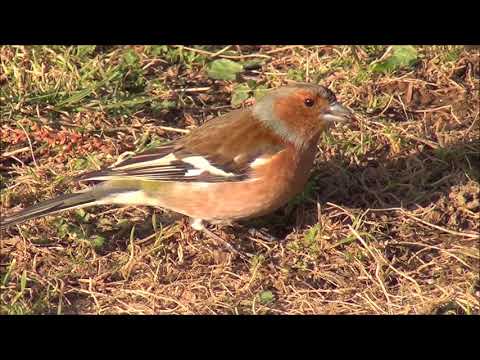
[0,184,131,229]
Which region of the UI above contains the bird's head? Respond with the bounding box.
[253,83,354,148]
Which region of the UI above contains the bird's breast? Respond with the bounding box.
[151,142,318,221]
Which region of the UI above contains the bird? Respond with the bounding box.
[0,82,354,233]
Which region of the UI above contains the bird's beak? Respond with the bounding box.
[322,102,355,124]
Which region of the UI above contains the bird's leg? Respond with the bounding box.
[189,218,252,260]
[190,218,205,231]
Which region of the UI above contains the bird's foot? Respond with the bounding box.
[247,228,278,242]
[189,218,252,261]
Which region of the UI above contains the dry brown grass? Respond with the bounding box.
[0,45,479,314]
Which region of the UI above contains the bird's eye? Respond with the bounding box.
[304,98,315,107]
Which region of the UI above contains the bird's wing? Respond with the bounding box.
[77,109,286,184]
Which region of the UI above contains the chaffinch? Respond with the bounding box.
[0,83,354,231]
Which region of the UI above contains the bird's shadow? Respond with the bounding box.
[239,137,479,240]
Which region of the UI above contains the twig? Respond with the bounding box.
[265,45,304,54]
[465,114,479,135]
[136,231,160,245]
[401,211,480,239]
[350,46,361,64]
[357,293,387,314]
[366,121,439,149]
[386,263,423,296]
[366,207,479,239]
[141,59,168,71]
[210,45,233,58]
[369,46,393,66]
[176,45,271,60]
[378,94,395,116]
[9,155,25,166]
[397,130,440,149]
[411,105,452,113]
[1,147,30,158]
[395,94,411,121]
[305,48,310,82]
[158,126,190,134]
[16,122,37,167]
[121,289,190,312]
[397,241,474,270]
[348,225,393,312]
[176,87,211,93]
